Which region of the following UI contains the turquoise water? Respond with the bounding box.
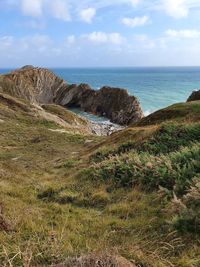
[1,67,200,116]
[52,67,200,115]
[70,107,110,123]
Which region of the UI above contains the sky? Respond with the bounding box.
[1,0,200,67]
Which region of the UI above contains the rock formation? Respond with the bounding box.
[55,84,143,125]
[0,67,67,104]
[187,90,200,102]
[0,66,143,125]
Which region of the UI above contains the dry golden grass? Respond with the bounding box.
[0,95,199,266]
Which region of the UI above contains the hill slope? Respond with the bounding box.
[0,73,199,266]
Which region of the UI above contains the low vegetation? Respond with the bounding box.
[42,104,88,126]
[0,95,199,266]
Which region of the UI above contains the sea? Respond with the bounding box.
[1,67,200,120]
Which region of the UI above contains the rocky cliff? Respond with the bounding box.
[187,90,200,102]
[55,84,143,125]
[0,66,143,125]
[0,67,67,104]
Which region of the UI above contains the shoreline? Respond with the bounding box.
[89,120,124,136]
[68,107,124,136]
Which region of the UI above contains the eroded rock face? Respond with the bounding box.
[187,90,200,102]
[0,66,143,125]
[0,67,67,104]
[55,84,143,125]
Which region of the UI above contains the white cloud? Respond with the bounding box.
[162,0,188,18]
[0,34,53,58]
[21,0,43,17]
[166,29,200,38]
[73,0,141,10]
[126,0,140,7]
[2,31,200,68]
[86,32,107,43]
[134,34,149,42]
[24,20,46,29]
[4,0,200,23]
[20,0,71,21]
[82,32,124,44]
[49,0,71,21]
[66,35,76,45]
[133,34,156,49]
[122,16,149,27]
[28,34,52,46]
[14,0,142,22]
[79,8,96,23]
[0,36,14,50]
[109,33,124,44]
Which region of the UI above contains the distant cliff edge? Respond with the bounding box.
[0,66,143,125]
[187,90,200,102]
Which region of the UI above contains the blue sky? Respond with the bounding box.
[1,0,200,67]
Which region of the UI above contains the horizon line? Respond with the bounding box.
[1,65,200,69]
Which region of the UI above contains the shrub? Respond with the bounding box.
[90,123,200,163]
[37,188,58,201]
[140,123,200,155]
[90,191,110,207]
[89,144,200,195]
[171,177,200,235]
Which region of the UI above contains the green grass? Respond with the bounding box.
[0,95,200,266]
[0,152,18,160]
[90,122,200,162]
[87,143,200,194]
[137,100,200,126]
[86,122,200,238]
[42,104,88,126]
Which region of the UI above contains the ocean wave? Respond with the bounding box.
[144,110,151,117]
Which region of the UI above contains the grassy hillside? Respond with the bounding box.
[0,96,199,266]
[137,100,200,126]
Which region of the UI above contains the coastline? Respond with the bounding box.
[68,107,124,136]
[2,66,200,115]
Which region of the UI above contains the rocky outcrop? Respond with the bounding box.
[0,66,143,125]
[0,67,67,104]
[55,84,143,125]
[90,121,124,136]
[187,90,200,102]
